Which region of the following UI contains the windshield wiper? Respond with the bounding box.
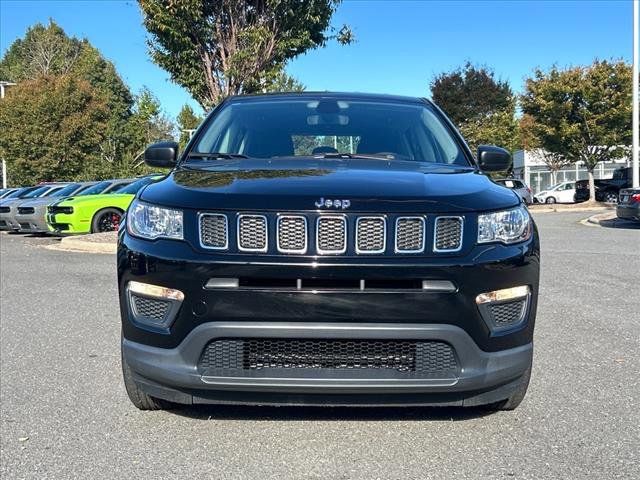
[316,152,396,161]
[186,152,249,160]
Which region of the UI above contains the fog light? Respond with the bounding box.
[127,281,184,301]
[476,286,530,304]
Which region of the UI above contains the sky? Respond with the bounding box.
[0,0,635,121]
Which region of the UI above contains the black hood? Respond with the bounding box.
[140,158,520,213]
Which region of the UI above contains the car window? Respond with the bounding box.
[78,181,111,196]
[503,180,515,188]
[194,98,469,165]
[22,186,50,198]
[118,177,155,195]
[51,184,81,197]
[107,182,132,193]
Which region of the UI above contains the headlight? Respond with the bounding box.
[127,200,183,240]
[477,205,531,244]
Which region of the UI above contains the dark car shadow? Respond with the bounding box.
[166,404,497,422]
[598,217,640,230]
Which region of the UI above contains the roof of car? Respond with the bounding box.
[225,91,429,105]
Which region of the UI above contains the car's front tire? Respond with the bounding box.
[121,344,173,411]
[545,197,556,204]
[91,208,123,233]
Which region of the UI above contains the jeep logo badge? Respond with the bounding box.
[315,197,351,209]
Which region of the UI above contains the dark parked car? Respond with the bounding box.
[616,188,640,222]
[118,93,539,411]
[574,167,633,203]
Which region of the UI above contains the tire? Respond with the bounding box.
[604,192,618,204]
[91,208,123,233]
[487,362,532,411]
[545,196,556,204]
[121,344,173,410]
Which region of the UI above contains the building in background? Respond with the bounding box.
[512,149,632,193]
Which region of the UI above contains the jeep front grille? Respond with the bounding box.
[395,217,425,252]
[238,215,268,252]
[197,212,465,255]
[316,216,347,254]
[434,217,463,252]
[277,216,307,253]
[199,213,228,249]
[355,217,386,253]
[198,338,459,379]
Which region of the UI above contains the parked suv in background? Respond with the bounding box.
[119,93,539,411]
[494,178,533,204]
[574,167,633,203]
[616,188,640,223]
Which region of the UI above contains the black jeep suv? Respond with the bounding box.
[118,93,540,411]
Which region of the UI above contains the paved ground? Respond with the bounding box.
[1,212,638,480]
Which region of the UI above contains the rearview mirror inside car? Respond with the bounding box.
[144,141,179,168]
[477,145,512,172]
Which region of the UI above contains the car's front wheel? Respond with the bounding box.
[545,197,556,204]
[121,343,173,411]
[91,208,123,233]
[604,192,618,204]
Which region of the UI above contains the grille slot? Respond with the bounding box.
[356,217,386,254]
[131,294,171,321]
[490,299,526,327]
[395,217,425,252]
[199,339,458,378]
[18,207,35,215]
[316,216,347,254]
[199,213,228,249]
[0,207,10,213]
[434,216,463,252]
[238,215,268,252]
[277,216,307,254]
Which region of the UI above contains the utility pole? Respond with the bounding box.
[633,0,639,188]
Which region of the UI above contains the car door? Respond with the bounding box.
[558,183,574,203]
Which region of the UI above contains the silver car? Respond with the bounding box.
[495,178,533,204]
[0,183,69,231]
[15,182,97,233]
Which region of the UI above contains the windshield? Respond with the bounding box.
[51,183,81,197]
[4,188,28,199]
[118,177,156,195]
[193,98,469,165]
[78,181,112,196]
[23,186,51,198]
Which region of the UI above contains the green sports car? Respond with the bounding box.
[47,176,162,234]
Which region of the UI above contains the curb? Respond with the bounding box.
[529,205,613,214]
[46,232,117,254]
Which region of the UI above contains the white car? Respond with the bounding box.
[534,181,576,204]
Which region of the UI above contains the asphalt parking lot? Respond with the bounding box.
[1,211,638,480]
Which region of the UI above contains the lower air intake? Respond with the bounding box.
[199,339,458,379]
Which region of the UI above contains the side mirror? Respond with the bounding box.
[477,145,512,172]
[144,141,179,168]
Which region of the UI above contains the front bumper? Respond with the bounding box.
[46,211,88,234]
[616,203,640,222]
[118,227,539,406]
[16,210,50,233]
[0,211,19,230]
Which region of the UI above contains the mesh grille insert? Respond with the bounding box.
[131,294,170,321]
[277,216,307,253]
[434,217,463,252]
[395,217,425,252]
[238,215,267,251]
[490,299,526,326]
[199,339,458,378]
[317,216,347,254]
[356,217,386,253]
[199,214,228,249]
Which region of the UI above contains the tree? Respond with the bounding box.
[0,76,110,185]
[518,114,573,185]
[430,63,519,154]
[521,60,632,201]
[176,104,203,148]
[431,62,513,126]
[139,0,352,108]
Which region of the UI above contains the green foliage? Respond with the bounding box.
[430,63,519,155]
[138,0,351,108]
[521,60,632,198]
[0,76,110,185]
[176,104,203,148]
[0,20,176,183]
